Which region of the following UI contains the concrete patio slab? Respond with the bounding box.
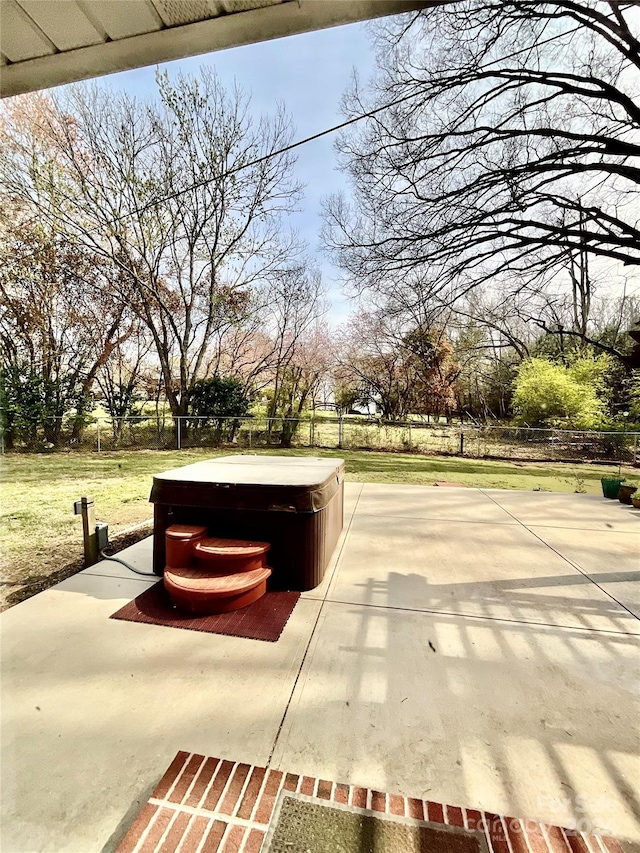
[76,537,156,582]
[0,570,321,853]
[482,490,640,533]
[529,526,640,619]
[2,484,639,853]
[355,483,518,524]
[55,568,156,598]
[327,514,640,633]
[343,481,363,518]
[270,600,640,843]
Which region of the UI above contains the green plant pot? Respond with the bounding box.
[618,484,638,505]
[601,476,625,499]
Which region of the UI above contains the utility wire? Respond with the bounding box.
[109,17,593,226]
[108,23,586,227]
[110,88,423,224]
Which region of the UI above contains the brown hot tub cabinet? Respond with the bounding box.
[150,455,344,591]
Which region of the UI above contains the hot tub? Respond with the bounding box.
[149,455,344,591]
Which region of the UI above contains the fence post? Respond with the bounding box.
[459,431,465,456]
[96,419,101,453]
[176,417,181,450]
[338,414,344,449]
[634,433,638,466]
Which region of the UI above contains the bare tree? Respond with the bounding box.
[336,310,460,420]
[0,207,135,446]
[451,319,522,420]
[1,70,302,416]
[95,324,153,443]
[323,1,640,360]
[262,263,330,444]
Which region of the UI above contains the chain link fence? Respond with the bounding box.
[2,414,638,464]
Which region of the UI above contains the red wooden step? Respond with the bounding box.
[193,537,270,574]
[165,525,208,569]
[164,566,272,615]
[166,525,208,541]
[163,528,273,614]
[194,537,270,560]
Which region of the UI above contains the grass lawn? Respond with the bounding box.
[1,447,637,609]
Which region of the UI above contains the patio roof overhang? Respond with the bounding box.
[0,0,431,98]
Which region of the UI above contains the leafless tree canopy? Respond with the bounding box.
[1,71,305,415]
[322,1,640,334]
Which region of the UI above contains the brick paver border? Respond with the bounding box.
[117,751,628,853]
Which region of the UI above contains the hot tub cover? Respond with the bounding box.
[150,455,344,514]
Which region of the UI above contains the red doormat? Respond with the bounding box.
[116,751,628,853]
[110,582,300,642]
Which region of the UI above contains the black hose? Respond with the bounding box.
[99,549,157,577]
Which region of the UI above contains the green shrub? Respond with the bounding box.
[187,376,251,442]
[512,357,607,429]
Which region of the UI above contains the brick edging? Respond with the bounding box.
[117,751,627,853]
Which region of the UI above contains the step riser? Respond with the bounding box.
[166,535,207,569]
[194,555,267,574]
[166,553,268,574]
[165,578,269,615]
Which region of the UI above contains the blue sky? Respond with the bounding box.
[88,21,378,323]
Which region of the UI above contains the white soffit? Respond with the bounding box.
[0,0,429,98]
